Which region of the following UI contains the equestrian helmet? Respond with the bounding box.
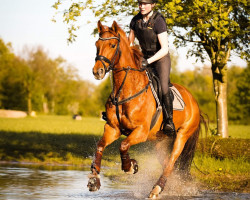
[138,0,157,3]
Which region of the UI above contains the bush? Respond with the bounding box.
[197,137,250,160]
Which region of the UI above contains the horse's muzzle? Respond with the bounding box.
[93,67,105,80]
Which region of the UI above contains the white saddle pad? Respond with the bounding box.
[170,86,185,111]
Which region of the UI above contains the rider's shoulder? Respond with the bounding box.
[153,11,165,20]
[132,12,143,22]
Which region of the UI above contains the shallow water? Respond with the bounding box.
[0,165,249,200]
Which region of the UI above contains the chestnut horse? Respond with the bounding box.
[88,21,205,199]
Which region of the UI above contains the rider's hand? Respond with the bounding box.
[141,58,149,68]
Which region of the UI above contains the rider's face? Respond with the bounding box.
[139,3,154,15]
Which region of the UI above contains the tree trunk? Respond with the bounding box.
[216,79,228,138]
[212,64,229,138]
[27,92,32,116]
[42,94,49,114]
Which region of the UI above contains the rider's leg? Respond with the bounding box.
[154,54,175,135]
[162,91,175,135]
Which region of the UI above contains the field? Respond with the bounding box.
[0,115,249,192]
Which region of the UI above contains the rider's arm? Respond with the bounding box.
[128,29,135,46]
[147,31,169,64]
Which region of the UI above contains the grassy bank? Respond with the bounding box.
[0,115,249,192]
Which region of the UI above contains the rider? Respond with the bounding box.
[128,0,175,135]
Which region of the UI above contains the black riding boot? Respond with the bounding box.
[162,91,175,136]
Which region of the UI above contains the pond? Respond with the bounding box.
[0,164,249,200]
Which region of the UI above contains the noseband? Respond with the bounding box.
[95,34,120,73]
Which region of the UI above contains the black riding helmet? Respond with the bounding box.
[138,0,157,3]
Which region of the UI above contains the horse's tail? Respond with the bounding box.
[176,110,209,173]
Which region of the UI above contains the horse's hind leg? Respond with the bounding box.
[120,125,148,174]
[148,127,196,199]
[154,136,174,167]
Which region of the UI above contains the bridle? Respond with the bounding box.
[95,33,121,74]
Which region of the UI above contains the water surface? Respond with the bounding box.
[0,165,249,200]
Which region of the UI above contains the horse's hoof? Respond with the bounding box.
[131,159,138,174]
[148,185,162,199]
[124,159,138,174]
[87,174,101,192]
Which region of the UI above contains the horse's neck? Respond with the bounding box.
[111,38,148,96]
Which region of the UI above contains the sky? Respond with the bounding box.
[0,0,247,85]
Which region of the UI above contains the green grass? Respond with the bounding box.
[0,115,106,166]
[228,124,250,139]
[0,115,105,135]
[192,154,250,192]
[0,115,249,192]
[200,123,250,139]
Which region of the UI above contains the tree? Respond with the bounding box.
[53,0,249,137]
[231,64,250,124]
[236,64,250,124]
[0,39,16,108]
[0,38,100,116]
[0,39,31,111]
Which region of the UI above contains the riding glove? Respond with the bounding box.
[141,58,149,68]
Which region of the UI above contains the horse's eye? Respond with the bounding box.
[111,44,116,48]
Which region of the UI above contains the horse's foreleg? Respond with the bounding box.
[120,126,148,174]
[87,124,120,191]
[149,132,189,199]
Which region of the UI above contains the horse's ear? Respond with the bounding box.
[97,20,104,33]
[111,21,119,33]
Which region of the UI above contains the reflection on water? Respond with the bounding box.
[0,164,249,200]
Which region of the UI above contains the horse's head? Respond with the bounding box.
[93,21,121,80]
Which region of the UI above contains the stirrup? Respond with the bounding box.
[163,122,175,136]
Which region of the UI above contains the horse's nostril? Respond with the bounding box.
[98,68,104,75]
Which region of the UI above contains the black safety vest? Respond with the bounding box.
[134,11,165,57]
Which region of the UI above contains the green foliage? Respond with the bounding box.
[93,77,112,111]
[0,40,29,110]
[53,0,249,60]
[0,39,97,116]
[0,39,16,108]
[228,64,250,124]
[234,64,250,124]
[173,67,216,122]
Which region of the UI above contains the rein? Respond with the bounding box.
[110,67,150,133]
[96,32,149,134]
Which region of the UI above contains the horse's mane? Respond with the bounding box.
[111,24,143,69]
[130,46,143,68]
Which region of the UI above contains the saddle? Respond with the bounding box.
[146,68,185,129]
